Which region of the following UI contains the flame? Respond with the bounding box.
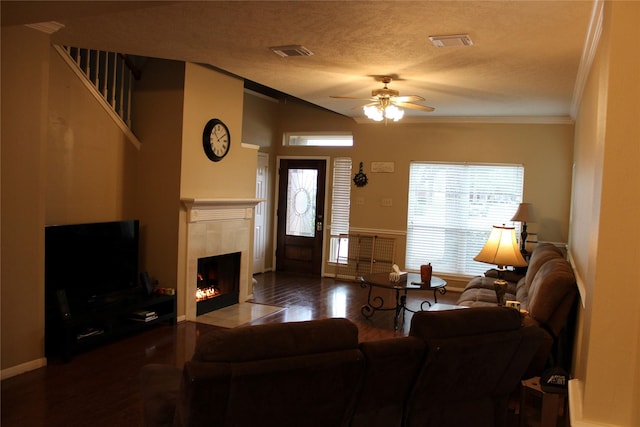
[195,286,220,302]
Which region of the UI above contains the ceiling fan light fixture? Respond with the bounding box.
[364,105,384,121]
[363,104,404,122]
[428,34,473,48]
[385,105,404,121]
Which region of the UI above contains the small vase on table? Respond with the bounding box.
[420,263,432,288]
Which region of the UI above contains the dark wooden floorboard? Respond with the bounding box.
[1,272,465,427]
[250,272,461,340]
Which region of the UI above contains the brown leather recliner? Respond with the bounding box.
[141,309,543,427]
[457,243,578,376]
[402,307,544,427]
[142,318,364,427]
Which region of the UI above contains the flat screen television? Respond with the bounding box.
[45,220,140,304]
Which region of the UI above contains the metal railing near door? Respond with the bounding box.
[335,234,396,280]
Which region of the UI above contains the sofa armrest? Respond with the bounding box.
[521,315,554,378]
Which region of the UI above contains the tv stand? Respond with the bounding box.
[45,287,176,362]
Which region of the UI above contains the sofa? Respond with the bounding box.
[456,243,578,376]
[141,307,544,427]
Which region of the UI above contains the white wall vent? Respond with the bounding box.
[428,34,474,48]
[25,21,65,34]
[270,45,314,57]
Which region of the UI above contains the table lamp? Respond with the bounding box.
[510,202,534,254]
[474,225,528,306]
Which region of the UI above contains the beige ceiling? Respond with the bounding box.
[2,1,596,122]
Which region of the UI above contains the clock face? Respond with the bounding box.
[203,119,230,162]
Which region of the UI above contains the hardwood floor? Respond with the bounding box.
[250,271,460,340]
[1,272,462,427]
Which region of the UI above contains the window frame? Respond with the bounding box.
[328,157,352,263]
[405,161,524,277]
[284,132,354,147]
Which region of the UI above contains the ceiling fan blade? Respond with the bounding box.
[393,101,435,112]
[330,95,377,101]
[393,95,425,103]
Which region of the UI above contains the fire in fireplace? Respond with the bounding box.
[196,252,240,316]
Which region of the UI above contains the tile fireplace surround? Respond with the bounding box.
[182,198,261,322]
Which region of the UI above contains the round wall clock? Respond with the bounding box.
[202,118,230,162]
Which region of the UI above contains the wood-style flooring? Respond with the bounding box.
[0,272,471,427]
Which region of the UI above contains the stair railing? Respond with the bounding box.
[54,45,141,148]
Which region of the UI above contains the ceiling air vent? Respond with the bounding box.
[25,21,65,34]
[270,45,314,58]
[428,34,473,48]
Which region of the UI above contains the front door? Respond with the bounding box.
[276,159,326,274]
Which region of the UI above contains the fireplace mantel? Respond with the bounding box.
[182,198,264,208]
[182,198,264,223]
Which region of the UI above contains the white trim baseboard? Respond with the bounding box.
[1,357,47,380]
[570,0,604,118]
[568,379,623,427]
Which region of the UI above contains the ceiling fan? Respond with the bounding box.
[331,76,435,122]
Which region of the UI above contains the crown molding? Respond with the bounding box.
[570,0,605,118]
[353,115,574,125]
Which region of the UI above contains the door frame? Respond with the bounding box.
[253,152,269,274]
[272,155,331,276]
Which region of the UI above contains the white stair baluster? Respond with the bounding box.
[56,45,137,140]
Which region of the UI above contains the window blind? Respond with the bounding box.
[329,157,352,262]
[406,162,524,276]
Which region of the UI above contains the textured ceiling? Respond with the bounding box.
[2,1,595,122]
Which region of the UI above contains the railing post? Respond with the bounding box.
[103,51,108,98]
[82,48,89,77]
[126,70,132,127]
[95,50,100,90]
[119,56,125,119]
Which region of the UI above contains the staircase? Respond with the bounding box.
[54,45,141,146]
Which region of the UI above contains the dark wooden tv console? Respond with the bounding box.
[45,288,176,362]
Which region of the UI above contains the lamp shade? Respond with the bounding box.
[474,225,528,268]
[511,203,534,223]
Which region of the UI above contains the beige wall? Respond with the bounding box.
[274,100,574,281]
[6,10,639,419]
[349,122,573,242]
[0,26,577,383]
[569,2,640,426]
[0,32,257,372]
[242,92,280,271]
[46,47,141,224]
[180,63,254,199]
[1,26,50,372]
[242,91,279,149]
[133,58,185,305]
[1,26,143,372]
